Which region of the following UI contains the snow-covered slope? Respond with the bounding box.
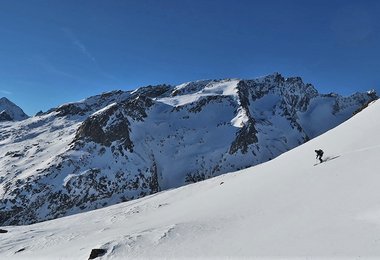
[0,97,28,122]
[0,73,377,225]
[0,99,379,259]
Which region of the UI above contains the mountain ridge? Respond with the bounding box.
[0,73,377,225]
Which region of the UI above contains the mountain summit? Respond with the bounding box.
[0,73,377,225]
[0,97,28,122]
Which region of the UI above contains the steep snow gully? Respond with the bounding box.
[0,99,379,258]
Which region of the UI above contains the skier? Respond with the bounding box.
[315,149,324,163]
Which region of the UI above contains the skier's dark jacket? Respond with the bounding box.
[315,149,323,157]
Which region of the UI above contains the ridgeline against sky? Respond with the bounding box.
[0,0,379,115]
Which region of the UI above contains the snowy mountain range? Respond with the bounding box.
[0,97,28,122]
[0,88,379,260]
[0,73,377,226]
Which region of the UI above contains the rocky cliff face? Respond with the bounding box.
[0,73,377,225]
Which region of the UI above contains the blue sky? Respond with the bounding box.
[0,0,379,115]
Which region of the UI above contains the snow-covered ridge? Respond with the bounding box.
[0,73,377,225]
[0,99,379,259]
[158,79,240,107]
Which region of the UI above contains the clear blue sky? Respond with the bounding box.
[0,0,379,115]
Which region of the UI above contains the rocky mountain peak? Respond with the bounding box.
[0,97,28,122]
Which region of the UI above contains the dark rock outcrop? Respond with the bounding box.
[230,118,258,154]
[0,111,13,121]
[74,103,133,150]
[88,248,107,259]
